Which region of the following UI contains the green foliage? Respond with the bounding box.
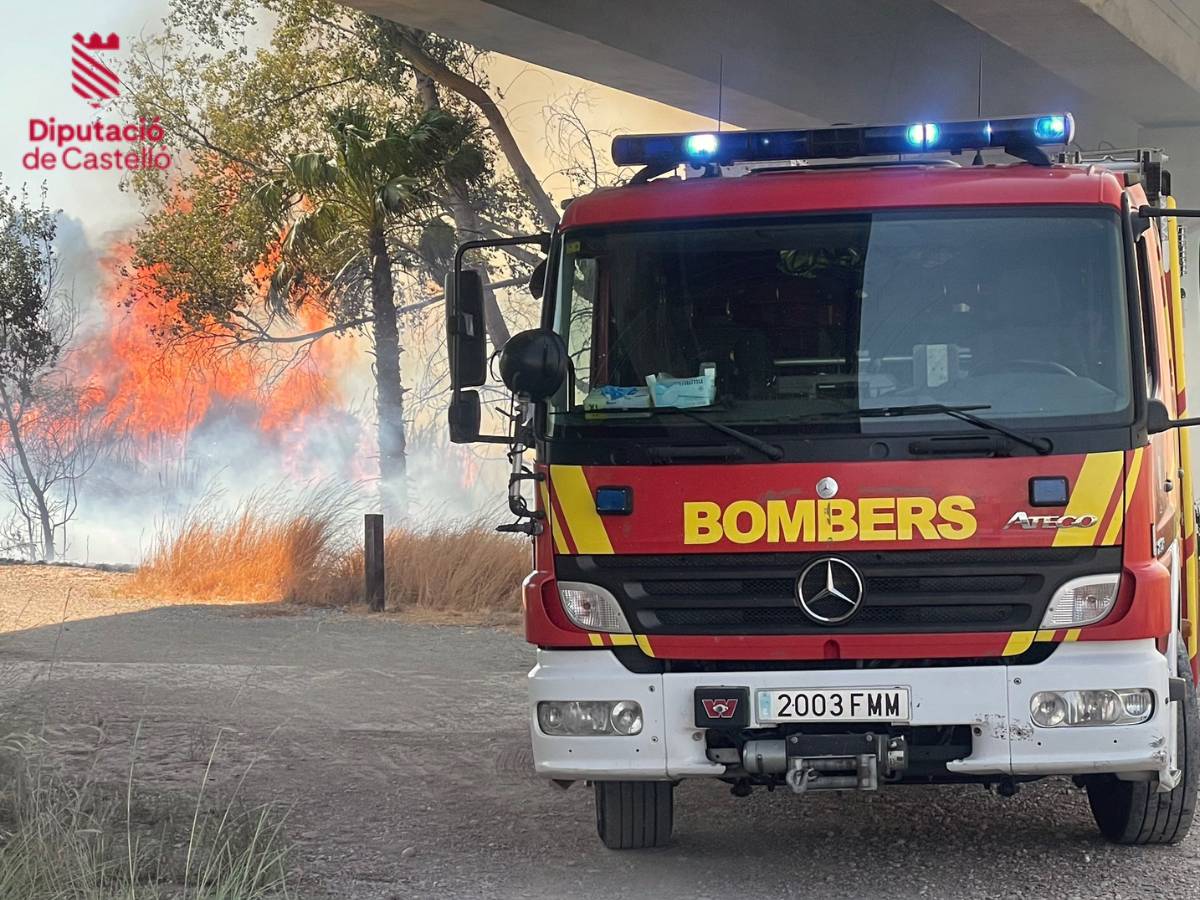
[122,0,527,336]
[254,105,464,312]
[0,184,61,397]
[0,733,292,899]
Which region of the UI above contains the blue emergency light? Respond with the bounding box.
[611,113,1075,167]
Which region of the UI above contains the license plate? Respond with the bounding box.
[757,687,910,723]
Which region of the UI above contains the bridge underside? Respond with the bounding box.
[348,0,1200,142]
[348,0,1200,278]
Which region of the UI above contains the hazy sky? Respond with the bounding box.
[0,0,713,247]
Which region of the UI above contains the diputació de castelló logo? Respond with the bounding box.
[21,31,173,172]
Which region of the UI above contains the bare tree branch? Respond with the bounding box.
[386,25,560,230]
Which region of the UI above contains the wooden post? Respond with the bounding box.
[364,514,385,612]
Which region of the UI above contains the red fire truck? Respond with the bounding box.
[445,114,1200,849]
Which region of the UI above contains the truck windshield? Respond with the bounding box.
[548,207,1131,438]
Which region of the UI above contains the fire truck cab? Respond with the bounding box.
[445,114,1200,850]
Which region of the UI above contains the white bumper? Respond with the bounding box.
[528,639,1175,783]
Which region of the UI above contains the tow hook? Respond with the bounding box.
[786,766,817,795]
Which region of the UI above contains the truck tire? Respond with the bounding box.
[594,781,673,849]
[1086,648,1199,845]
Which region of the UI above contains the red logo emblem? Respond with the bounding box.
[72,32,120,108]
[701,698,739,719]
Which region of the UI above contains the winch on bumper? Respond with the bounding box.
[738,732,908,793]
[528,638,1177,788]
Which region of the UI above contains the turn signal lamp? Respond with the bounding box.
[557,582,631,633]
[1040,574,1119,628]
[612,112,1075,167]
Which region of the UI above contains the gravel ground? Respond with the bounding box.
[0,566,1197,898]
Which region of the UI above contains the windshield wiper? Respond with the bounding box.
[854,403,1053,455]
[595,407,784,460]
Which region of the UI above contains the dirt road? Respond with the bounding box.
[0,567,1197,899]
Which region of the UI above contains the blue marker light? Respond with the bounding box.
[683,133,719,159]
[1034,115,1067,141]
[905,122,939,149]
[594,486,632,516]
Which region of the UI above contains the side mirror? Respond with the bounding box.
[448,390,482,443]
[529,259,547,300]
[445,268,488,389]
[499,328,568,401]
[1147,398,1200,434]
[1148,399,1172,434]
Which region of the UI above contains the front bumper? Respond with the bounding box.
[528,639,1175,783]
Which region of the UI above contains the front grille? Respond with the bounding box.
[654,604,1022,628]
[556,547,1120,636]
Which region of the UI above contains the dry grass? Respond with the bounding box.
[130,490,528,614]
[313,521,528,612]
[128,486,347,604]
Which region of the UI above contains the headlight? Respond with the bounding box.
[537,700,644,736]
[557,582,631,633]
[1040,574,1119,628]
[1029,689,1154,727]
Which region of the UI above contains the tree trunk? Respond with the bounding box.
[368,226,407,517]
[0,384,55,560]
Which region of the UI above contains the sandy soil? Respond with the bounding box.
[1,565,1197,899]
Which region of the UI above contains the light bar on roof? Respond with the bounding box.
[611,113,1075,167]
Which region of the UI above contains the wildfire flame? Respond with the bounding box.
[61,242,364,481]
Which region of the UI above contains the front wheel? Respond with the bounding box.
[1086,648,1199,844]
[594,781,674,849]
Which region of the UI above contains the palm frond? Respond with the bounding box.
[287,153,339,190]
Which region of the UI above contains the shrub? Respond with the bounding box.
[128,484,348,604]
[131,489,528,613]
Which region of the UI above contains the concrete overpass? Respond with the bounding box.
[350,1,1200,141]
[352,1,1200,247]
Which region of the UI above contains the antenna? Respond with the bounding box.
[976,38,983,117]
[717,52,724,132]
[972,38,985,164]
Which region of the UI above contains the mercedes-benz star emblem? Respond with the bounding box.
[796,557,864,625]
[816,476,838,499]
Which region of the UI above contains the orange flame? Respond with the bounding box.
[61,242,360,477]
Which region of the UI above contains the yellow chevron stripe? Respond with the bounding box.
[608,634,637,646]
[635,635,656,657]
[1034,629,1055,642]
[1003,631,1036,656]
[550,465,613,555]
[588,633,604,647]
[539,482,569,554]
[1188,548,1199,660]
[1100,447,1144,546]
[1123,448,1145,513]
[1054,452,1124,547]
[1065,628,1082,642]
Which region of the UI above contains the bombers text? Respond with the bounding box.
[683,496,978,545]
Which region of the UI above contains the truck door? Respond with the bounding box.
[1138,229,1181,557]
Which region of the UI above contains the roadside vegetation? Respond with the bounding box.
[128,486,347,605]
[316,522,529,612]
[0,733,291,899]
[128,491,526,613]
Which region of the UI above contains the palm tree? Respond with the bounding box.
[257,107,469,515]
